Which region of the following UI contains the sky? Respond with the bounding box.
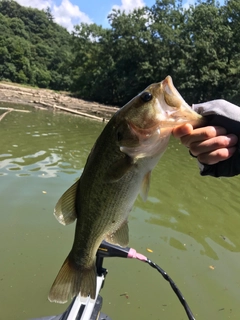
[15,0,225,32]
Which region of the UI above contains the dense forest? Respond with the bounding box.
[0,0,240,106]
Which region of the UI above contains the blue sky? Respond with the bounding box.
[15,0,225,32]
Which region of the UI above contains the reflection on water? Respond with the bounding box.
[0,107,104,178]
[1,104,240,320]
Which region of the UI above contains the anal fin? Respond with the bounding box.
[105,220,129,247]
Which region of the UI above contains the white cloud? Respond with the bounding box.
[183,0,195,9]
[52,0,93,31]
[112,0,145,13]
[16,0,52,10]
[15,0,93,32]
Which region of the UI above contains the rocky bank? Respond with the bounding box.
[0,82,119,121]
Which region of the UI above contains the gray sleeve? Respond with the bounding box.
[191,100,240,177]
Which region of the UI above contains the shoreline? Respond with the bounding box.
[0,82,119,121]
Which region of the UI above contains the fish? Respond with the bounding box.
[48,76,202,303]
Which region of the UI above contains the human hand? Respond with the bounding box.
[173,124,238,165]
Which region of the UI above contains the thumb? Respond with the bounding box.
[172,123,193,139]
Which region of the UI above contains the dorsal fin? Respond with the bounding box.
[54,180,79,225]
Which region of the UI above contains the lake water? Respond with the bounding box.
[1,104,240,320]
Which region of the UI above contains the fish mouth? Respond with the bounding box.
[127,121,161,139]
[119,76,203,159]
[119,121,165,159]
[155,76,202,126]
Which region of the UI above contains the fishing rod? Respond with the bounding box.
[54,241,195,320]
[98,241,195,320]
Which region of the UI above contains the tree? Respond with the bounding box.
[1,0,240,105]
[0,0,72,90]
[44,7,54,22]
[221,0,240,103]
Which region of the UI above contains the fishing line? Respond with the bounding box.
[145,258,195,320]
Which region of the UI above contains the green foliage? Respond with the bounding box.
[70,0,240,105]
[0,0,72,90]
[1,0,240,105]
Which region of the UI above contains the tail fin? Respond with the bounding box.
[48,256,97,303]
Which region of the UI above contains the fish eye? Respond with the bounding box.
[140,91,152,102]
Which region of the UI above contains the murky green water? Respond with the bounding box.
[1,104,240,320]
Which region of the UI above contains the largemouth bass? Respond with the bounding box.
[48,76,202,303]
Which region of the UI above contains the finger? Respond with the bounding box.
[198,146,237,165]
[180,126,228,147]
[172,123,193,139]
[190,134,238,156]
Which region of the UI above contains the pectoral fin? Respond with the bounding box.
[140,171,151,202]
[107,155,134,181]
[54,180,79,225]
[105,220,129,247]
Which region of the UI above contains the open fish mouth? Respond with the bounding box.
[119,121,163,159]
